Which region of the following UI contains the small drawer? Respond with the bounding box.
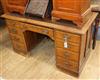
[55,30,81,44]
[12,41,27,53]
[6,20,24,29]
[6,20,15,26]
[56,57,78,72]
[63,62,78,72]
[24,24,54,40]
[56,40,80,53]
[9,33,25,44]
[8,27,23,35]
[56,48,79,62]
[8,28,18,34]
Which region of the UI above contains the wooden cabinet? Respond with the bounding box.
[1,0,29,14]
[52,0,91,28]
[55,27,92,76]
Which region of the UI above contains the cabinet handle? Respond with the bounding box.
[9,28,17,34]
[68,45,71,48]
[64,62,71,66]
[64,62,72,67]
[64,52,69,56]
[12,37,20,42]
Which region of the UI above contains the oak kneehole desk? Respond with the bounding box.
[1,13,98,77]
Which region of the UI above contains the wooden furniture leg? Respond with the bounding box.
[93,17,99,49]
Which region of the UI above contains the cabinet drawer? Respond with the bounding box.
[8,25,23,36]
[6,20,15,26]
[56,57,78,72]
[56,40,80,53]
[56,48,79,62]
[8,27,18,34]
[55,30,81,44]
[24,24,54,39]
[9,33,25,44]
[12,41,27,53]
[6,20,24,29]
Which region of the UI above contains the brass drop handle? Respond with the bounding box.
[64,52,69,56]
[64,62,69,65]
[9,28,17,34]
[64,52,70,61]
[12,37,20,42]
[63,61,72,67]
[63,62,72,67]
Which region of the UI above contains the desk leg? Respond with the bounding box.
[93,18,99,49]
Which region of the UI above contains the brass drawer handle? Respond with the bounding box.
[64,52,70,56]
[64,62,72,67]
[67,45,71,48]
[7,21,15,25]
[12,37,20,42]
[9,28,17,34]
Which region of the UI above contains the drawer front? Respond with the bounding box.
[6,20,15,27]
[24,24,54,39]
[55,30,81,44]
[56,57,78,72]
[56,40,80,53]
[7,23,24,35]
[9,33,25,44]
[6,20,24,29]
[56,48,79,62]
[6,20,24,35]
[8,27,19,34]
[12,41,27,53]
[8,27,23,36]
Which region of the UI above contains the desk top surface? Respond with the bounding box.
[1,12,98,35]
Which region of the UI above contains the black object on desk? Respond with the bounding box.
[25,0,52,18]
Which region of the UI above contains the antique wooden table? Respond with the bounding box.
[1,12,98,77]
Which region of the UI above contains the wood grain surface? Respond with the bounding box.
[0,26,100,79]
